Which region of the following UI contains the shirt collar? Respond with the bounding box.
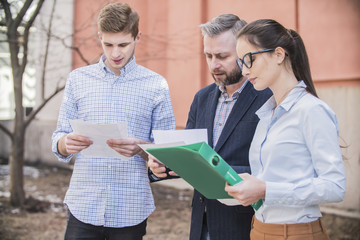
[256,80,308,119]
[218,79,249,100]
[280,80,307,111]
[98,55,137,78]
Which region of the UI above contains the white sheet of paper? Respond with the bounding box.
[69,119,129,160]
[152,129,208,144]
[139,129,207,165]
[217,182,243,205]
[138,142,186,152]
[138,141,186,164]
[217,198,241,206]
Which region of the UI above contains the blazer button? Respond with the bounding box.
[199,197,204,203]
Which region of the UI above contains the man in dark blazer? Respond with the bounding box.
[149,14,271,240]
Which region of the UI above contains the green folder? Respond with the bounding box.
[147,141,262,211]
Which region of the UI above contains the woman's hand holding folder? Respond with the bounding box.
[224,173,266,207]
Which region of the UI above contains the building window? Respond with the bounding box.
[0,26,36,120]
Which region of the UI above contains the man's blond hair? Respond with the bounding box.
[97,2,139,39]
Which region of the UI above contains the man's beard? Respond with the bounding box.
[212,67,243,87]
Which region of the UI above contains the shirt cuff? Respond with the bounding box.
[52,133,74,162]
[264,181,294,206]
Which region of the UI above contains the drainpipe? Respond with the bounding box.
[200,0,208,88]
[295,0,299,32]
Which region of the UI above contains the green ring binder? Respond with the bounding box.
[212,155,220,166]
[147,141,262,211]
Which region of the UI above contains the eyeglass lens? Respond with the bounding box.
[236,58,243,70]
[240,49,275,69]
[243,53,252,68]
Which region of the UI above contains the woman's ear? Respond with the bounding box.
[274,47,287,65]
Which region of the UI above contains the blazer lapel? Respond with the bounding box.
[214,83,257,152]
[206,87,220,148]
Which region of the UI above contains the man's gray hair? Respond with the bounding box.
[200,14,247,37]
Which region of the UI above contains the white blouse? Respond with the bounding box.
[250,81,346,224]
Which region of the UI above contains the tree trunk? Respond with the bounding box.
[9,31,26,206]
[9,129,26,207]
[9,68,26,206]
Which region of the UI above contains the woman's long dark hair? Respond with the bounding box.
[236,19,318,97]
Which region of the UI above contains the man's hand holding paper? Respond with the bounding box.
[59,133,93,156]
[148,156,178,178]
[107,137,150,159]
[142,129,208,179]
[69,119,130,160]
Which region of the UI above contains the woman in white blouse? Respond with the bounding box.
[225,19,346,240]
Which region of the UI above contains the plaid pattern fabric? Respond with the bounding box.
[52,56,175,227]
[213,80,249,146]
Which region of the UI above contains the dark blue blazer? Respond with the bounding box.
[186,82,272,240]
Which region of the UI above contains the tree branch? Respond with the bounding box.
[41,0,57,100]
[0,122,13,140]
[24,84,65,128]
[20,0,45,74]
[70,45,91,65]
[0,0,12,25]
[51,33,91,66]
[13,0,34,29]
[24,0,45,30]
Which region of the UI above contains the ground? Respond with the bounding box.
[0,164,359,240]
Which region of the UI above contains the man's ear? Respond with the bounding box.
[135,31,142,43]
[98,32,102,41]
[274,46,287,64]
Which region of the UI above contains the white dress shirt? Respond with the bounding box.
[250,81,346,224]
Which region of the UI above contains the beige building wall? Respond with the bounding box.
[317,87,360,218]
[299,0,360,216]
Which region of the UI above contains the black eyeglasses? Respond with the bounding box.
[238,49,275,69]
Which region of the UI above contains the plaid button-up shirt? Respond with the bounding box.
[213,80,249,146]
[52,56,175,227]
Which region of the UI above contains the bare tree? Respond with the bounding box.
[0,0,66,207]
